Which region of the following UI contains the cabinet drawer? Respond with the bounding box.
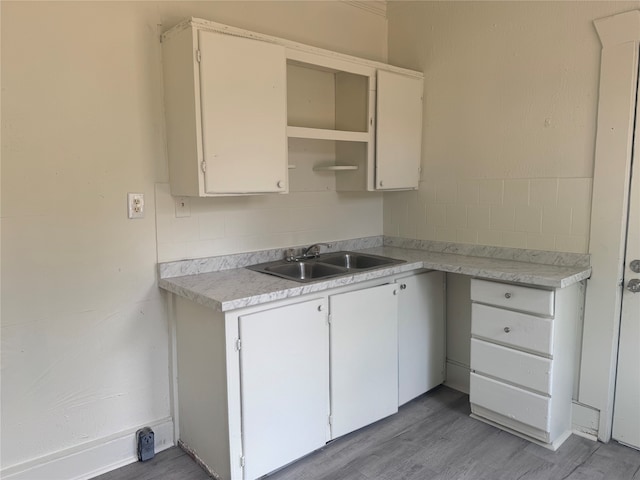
[471,338,552,394]
[470,373,551,433]
[472,303,553,355]
[471,279,554,317]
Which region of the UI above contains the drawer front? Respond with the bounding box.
[472,303,553,356]
[471,338,552,394]
[471,279,555,317]
[470,372,551,433]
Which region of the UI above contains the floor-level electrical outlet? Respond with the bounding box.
[175,196,191,218]
[128,193,145,219]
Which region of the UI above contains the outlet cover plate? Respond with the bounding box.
[128,193,145,219]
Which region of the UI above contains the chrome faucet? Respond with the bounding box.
[284,243,332,262]
[302,243,332,259]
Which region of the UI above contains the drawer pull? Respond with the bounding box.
[504,292,512,299]
[504,327,511,333]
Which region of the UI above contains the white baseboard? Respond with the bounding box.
[572,402,599,441]
[1,418,174,480]
[444,360,470,394]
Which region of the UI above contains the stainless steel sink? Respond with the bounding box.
[247,251,405,283]
[261,261,346,282]
[317,251,404,269]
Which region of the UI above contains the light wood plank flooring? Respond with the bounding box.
[94,387,640,480]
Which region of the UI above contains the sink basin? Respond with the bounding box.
[247,251,405,283]
[248,261,347,282]
[317,251,404,269]
[263,262,346,281]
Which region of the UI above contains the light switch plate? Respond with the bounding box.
[128,193,145,219]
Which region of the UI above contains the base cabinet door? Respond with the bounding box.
[329,283,399,439]
[397,271,445,405]
[239,298,329,479]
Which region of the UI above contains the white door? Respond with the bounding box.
[198,31,288,194]
[397,271,445,405]
[330,283,399,438]
[375,70,423,190]
[239,298,329,479]
[612,139,640,450]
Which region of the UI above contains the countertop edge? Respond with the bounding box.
[159,251,592,312]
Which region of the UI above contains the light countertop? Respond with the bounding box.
[159,246,591,312]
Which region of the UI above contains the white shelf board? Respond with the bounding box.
[287,126,369,142]
[313,165,359,172]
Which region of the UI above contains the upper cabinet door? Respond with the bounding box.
[198,31,288,194]
[375,70,423,190]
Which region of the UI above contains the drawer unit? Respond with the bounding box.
[471,338,552,394]
[471,278,554,316]
[469,278,581,451]
[471,303,554,356]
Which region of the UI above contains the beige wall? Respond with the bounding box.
[385,0,640,399]
[385,0,640,254]
[0,1,386,471]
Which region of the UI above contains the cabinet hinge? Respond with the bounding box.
[240,456,245,468]
[327,314,332,325]
[235,338,242,351]
[328,415,333,426]
[200,160,207,173]
[196,49,201,63]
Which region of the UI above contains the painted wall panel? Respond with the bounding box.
[385,1,640,253]
[0,1,387,473]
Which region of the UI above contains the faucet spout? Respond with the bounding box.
[302,243,332,259]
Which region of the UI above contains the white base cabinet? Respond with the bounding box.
[172,273,445,480]
[329,283,399,438]
[239,299,329,479]
[397,271,445,406]
[469,279,581,450]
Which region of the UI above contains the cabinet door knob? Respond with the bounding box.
[400,284,407,290]
[627,279,640,293]
[277,180,283,189]
[379,181,384,188]
[504,292,512,299]
[504,327,511,333]
[393,289,398,295]
[317,305,323,312]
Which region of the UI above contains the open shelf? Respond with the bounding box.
[312,165,359,172]
[287,126,369,142]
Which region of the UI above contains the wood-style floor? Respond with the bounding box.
[94,387,640,480]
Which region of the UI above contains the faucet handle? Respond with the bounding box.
[284,248,297,262]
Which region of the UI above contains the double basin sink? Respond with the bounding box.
[247,251,405,283]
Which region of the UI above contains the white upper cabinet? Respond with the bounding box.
[198,32,287,195]
[161,18,423,196]
[162,24,288,196]
[376,71,424,190]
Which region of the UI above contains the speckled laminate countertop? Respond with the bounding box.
[158,245,591,312]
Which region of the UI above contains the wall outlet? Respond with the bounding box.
[136,427,155,462]
[128,193,145,219]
